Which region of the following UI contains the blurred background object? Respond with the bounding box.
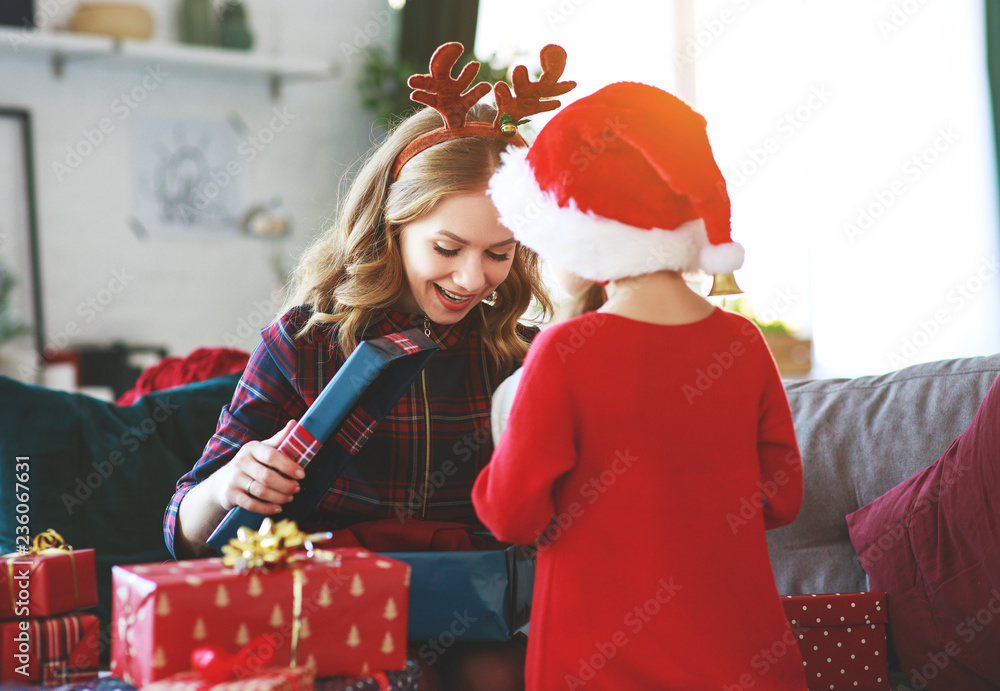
[178,0,212,45]
[217,0,253,50]
[0,0,34,28]
[70,2,155,40]
[241,197,290,238]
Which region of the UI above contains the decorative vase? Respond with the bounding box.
[217,0,253,50]
[179,0,213,46]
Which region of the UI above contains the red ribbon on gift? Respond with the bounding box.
[190,633,278,684]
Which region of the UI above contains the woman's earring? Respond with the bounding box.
[488,291,498,303]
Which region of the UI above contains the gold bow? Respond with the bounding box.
[220,519,332,668]
[3,529,73,559]
[221,519,332,573]
[31,529,72,554]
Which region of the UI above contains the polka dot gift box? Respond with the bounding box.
[781,592,889,691]
[110,546,410,688]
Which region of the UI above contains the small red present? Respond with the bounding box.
[0,612,100,684]
[1,531,98,619]
[142,633,315,691]
[111,521,410,688]
[782,592,889,691]
[143,666,315,691]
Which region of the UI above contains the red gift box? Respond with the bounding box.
[142,664,315,691]
[1,548,98,619]
[0,612,101,684]
[782,592,890,691]
[110,548,410,687]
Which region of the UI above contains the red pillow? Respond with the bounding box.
[846,373,1000,691]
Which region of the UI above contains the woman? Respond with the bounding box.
[163,100,553,690]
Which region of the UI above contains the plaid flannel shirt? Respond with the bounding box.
[163,305,537,557]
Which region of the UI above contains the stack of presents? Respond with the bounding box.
[2,525,892,691]
[0,520,540,691]
[1,531,102,685]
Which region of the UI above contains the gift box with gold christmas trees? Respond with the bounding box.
[110,520,410,687]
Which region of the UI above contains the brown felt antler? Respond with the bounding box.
[493,44,577,129]
[407,42,493,129]
[391,42,574,180]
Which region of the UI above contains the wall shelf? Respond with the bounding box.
[0,27,338,98]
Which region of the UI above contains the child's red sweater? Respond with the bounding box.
[474,308,808,690]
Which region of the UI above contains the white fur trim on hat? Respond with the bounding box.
[490,148,729,282]
[700,241,745,275]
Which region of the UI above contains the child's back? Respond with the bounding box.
[473,81,809,689]
[476,306,806,689]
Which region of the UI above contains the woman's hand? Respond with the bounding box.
[175,420,306,558]
[210,420,306,515]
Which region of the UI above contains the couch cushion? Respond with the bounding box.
[845,370,1000,690]
[768,354,1000,596]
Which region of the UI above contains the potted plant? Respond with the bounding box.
[722,297,812,377]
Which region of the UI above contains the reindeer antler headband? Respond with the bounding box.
[390,42,575,181]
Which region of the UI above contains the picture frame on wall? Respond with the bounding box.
[0,0,34,28]
[0,108,45,376]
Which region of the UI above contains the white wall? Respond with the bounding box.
[0,0,400,381]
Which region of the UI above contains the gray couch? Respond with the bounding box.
[769,353,1000,597]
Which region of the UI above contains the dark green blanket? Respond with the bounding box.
[0,373,239,660]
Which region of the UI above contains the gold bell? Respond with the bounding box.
[707,272,742,297]
[500,122,518,137]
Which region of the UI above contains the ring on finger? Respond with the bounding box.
[246,477,254,496]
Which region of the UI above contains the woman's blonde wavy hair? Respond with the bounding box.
[283,103,553,371]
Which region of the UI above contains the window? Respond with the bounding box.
[478,1,1000,376]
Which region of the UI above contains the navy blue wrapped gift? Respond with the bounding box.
[208,329,439,553]
[387,543,534,642]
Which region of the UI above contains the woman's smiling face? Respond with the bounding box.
[394,190,516,325]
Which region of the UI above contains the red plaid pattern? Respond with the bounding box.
[277,424,322,467]
[165,305,537,557]
[335,408,379,456]
[384,332,422,355]
[0,613,100,683]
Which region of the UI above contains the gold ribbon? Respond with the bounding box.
[290,570,303,668]
[220,519,333,667]
[3,530,79,612]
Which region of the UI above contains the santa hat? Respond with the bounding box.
[489,82,743,283]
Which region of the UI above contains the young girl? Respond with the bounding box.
[163,43,571,690]
[473,82,809,690]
